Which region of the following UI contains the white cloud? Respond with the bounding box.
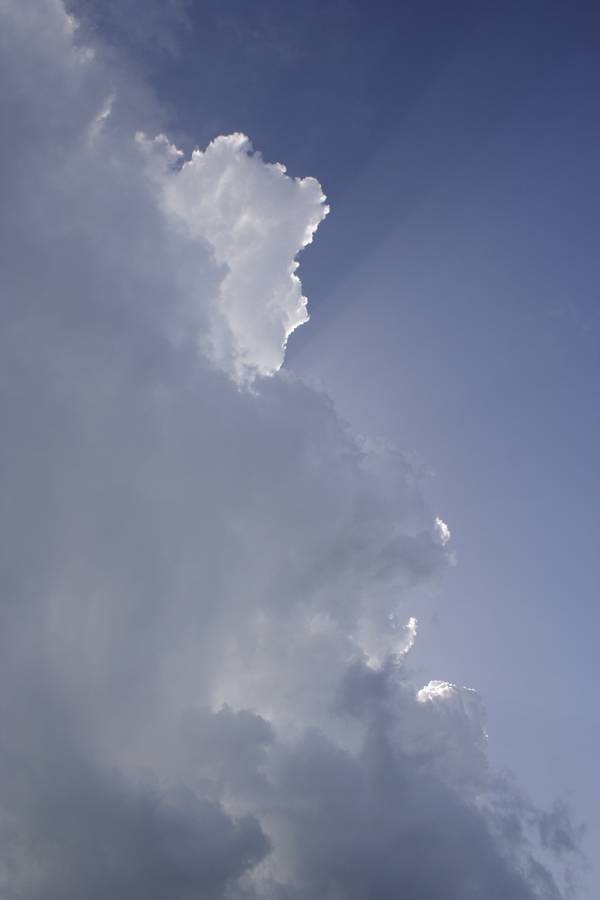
[417,678,456,701]
[435,515,451,545]
[137,129,329,380]
[0,2,579,898]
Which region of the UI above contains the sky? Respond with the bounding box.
[1,1,597,898]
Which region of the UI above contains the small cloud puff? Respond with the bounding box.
[435,515,451,545]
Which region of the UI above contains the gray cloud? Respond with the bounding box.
[0,2,580,898]
[0,732,268,900]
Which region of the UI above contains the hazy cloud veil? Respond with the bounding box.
[0,2,579,898]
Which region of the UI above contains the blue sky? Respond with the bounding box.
[88,0,600,880]
[1,1,596,896]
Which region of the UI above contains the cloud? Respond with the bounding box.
[136,129,328,379]
[0,738,268,900]
[0,2,580,898]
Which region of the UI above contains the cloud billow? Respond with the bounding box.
[0,2,578,898]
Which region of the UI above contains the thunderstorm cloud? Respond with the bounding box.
[0,2,579,898]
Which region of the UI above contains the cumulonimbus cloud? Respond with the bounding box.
[0,2,579,898]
